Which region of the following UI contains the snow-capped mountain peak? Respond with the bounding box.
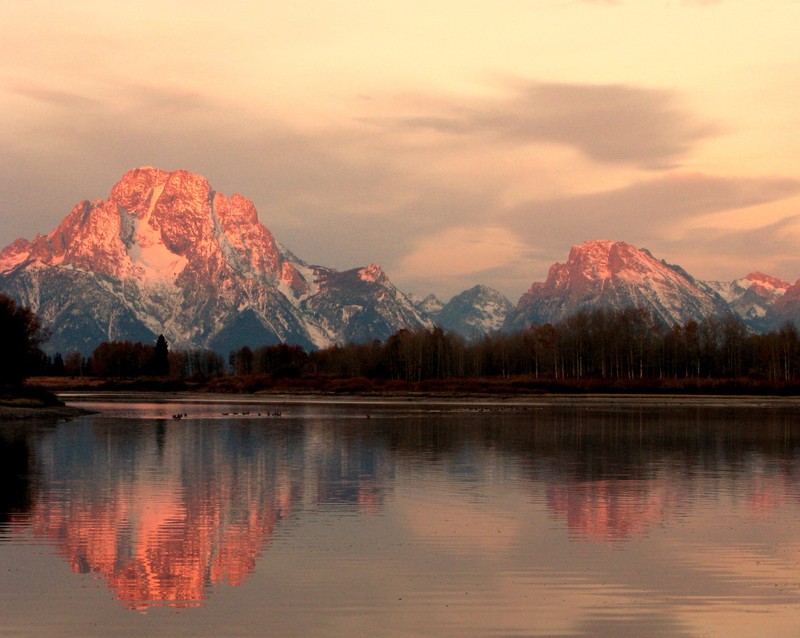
[0,167,431,353]
[509,240,732,329]
[418,285,513,337]
[704,271,791,330]
[359,263,385,283]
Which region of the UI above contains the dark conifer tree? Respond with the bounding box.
[52,353,66,376]
[0,295,48,386]
[151,334,170,376]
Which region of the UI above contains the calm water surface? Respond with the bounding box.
[3,394,800,637]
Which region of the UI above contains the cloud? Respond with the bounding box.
[0,80,500,282]
[505,173,800,250]
[578,0,722,5]
[666,214,800,281]
[0,75,795,299]
[9,83,99,109]
[122,83,212,116]
[395,226,529,277]
[368,81,719,169]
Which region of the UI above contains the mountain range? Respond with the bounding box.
[1,167,798,355]
[508,240,794,332]
[0,168,431,354]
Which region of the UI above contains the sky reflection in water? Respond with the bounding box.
[2,398,800,637]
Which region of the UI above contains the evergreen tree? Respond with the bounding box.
[151,334,170,376]
[0,295,48,386]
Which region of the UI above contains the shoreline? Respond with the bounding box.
[0,403,94,421]
[53,388,800,410]
[30,374,800,398]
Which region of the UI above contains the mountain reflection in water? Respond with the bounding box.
[18,420,297,608]
[3,400,800,625]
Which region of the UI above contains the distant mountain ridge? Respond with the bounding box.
[1,168,798,355]
[704,272,791,331]
[419,285,514,337]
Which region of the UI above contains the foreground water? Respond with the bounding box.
[3,394,800,637]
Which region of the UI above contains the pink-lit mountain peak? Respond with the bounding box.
[743,272,791,296]
[514,239,733,329]
[0,167,285,284]
[112,167,279,271]
[0,167,431,352]
[563,240,650,281]
[545,239,685,293]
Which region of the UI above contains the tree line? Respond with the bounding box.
[31,306,800,387]
[299,308,800,383]
[35,339,226,381]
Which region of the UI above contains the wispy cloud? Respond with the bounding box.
[505,173,800,248]
[578,0,722,5]
[670,214,800,282]
[0,74,795,298]
[10,83,99,109]
[394,226,530,281]
[367,81,719,169]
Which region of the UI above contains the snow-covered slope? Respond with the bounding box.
[704,272,790,331]
[0,167,431,353]
[429,285,513,337]
[410,293,445,316]
[507,240,733,330]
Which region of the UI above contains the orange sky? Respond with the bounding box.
[2,0,799,299]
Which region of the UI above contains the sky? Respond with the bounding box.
[2,0,799,301]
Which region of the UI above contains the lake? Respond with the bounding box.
[3,394,800,637]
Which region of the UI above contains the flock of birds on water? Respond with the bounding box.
[171,409,283,420]
[172,406,530,421]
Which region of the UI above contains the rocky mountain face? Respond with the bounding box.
[506,240,734,330]
[425,285,513,337]
[0,167,432,354]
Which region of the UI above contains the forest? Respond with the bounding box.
[29,306,800,394]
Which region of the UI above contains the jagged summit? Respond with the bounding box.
[0,167,431,353]
[432,285,513,337]
[704,271,790,330]
[1,167,291,288]
[741,272,791,296]
[410,293,445,315]
[508,240,732,329]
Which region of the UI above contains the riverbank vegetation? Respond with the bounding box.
[0,294,72,412]
[28,307,800,396]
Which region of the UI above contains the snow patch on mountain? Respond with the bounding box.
[128,216,189,284]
